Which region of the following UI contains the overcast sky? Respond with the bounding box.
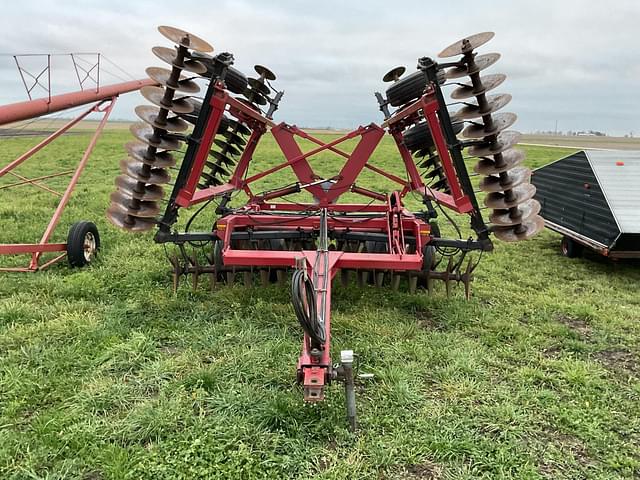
[1,0,638,135]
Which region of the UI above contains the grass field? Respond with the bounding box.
[0,129,639,479]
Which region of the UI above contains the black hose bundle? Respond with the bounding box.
[291,269,325,344]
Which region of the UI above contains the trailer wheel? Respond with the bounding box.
[67,221,100,267]
[560,236,583,258]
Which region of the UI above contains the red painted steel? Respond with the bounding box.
[165,77,480,401]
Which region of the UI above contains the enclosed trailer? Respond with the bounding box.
[532,149,640,258]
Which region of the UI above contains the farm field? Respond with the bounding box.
[0,130,639,479]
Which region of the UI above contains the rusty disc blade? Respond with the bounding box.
[445,53,501,79]
[130,123,182,151]
[462,112,518,139]
[450,73,506,100]
[114,175,164,201]
[151,46,207,75]
[468,131,521,157]
[135,105,190,133]
[106,205,157,232]
[489,199,541,226]
[158,26,213,53]
[484,183,536,209]
[228,119,251,136]
[109,191,160,218]
[254,64,276,81]
[451,93,512,121]
[492,215,545,242]
[438,32,495,58]
[248,77,270,96]
[209,150,236,166]
[214,139,242,156]
[478,166,531,193]
[120,159,171,185]
[383,66,406,82]
[146,67,200,94]
[140,86,194,114]
[243,88,268,106]
[125,141,176,168]
[474,148,525,175]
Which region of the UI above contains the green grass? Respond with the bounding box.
[0,130,639,479]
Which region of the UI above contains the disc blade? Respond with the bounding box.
[492,215,545,242]
[135,105,190,133]
[140,86,194,114]
[114,175,164,201]
[423,168,444,181]
[223,131,247,147]
[203,164,230,178]
[109,191,160,218]
[146,67,200,94]
[484,183,536,209]
[450,74,506,100]
[214,139,242,156]
[254,64,276,81]
[228,119,251,136]
[106,205,157,232]
[430,178,449,191]
[462,112,518,139]
[418,155,439,169]
[120,159,171,185]
[383,66,406,82]
[243,88,268,105]
[209,150,237,166]
[478,166,531,193]
[489,199,541,226]
[125,141,176,168]
[468,131,521,157]
[130,123,182,151]
[158,26,213,53]
[151,46,207,75]
[248,77,270,96]
[451,93,512,121]
[474,148,525,175]
[445,53,501,79]
[438,32,495,58]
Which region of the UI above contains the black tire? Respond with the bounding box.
[385,71,428,107]
[403,121,463,152]
[385,69,447,107]
[67,221,100,268]
[560,236,583,258]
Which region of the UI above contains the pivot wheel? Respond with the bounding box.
[67,221,100,267]
[560,236,583,258]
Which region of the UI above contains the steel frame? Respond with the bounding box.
[0,98,115,271]
[158,76,487,401]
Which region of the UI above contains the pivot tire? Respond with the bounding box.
[560,236,583,258]
[385,71,428,107]
[67,221,100,267]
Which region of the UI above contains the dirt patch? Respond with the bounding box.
[415,309,436,329]
[536,429,595,478]
[593,349,639,375]
[384,462,444,480]
[555,314,592,340]
[541,345,563,359]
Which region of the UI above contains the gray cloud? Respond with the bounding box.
[1,0,638,135]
